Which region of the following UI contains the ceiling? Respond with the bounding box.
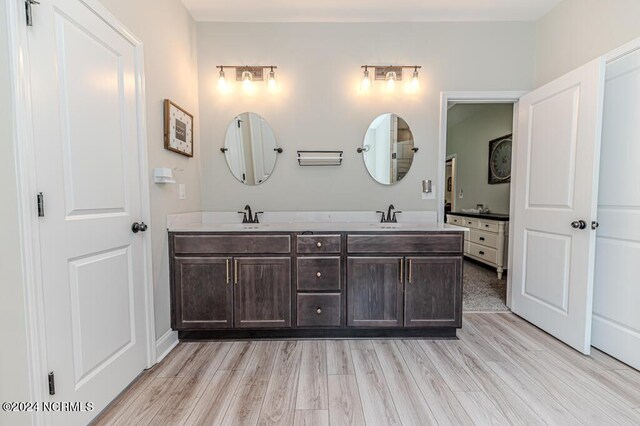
[181,0,561,23]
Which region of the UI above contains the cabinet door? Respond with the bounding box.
[234,257,291,328]
[347,257,403,327]
[404,257,462,327]
[174,257,233,329]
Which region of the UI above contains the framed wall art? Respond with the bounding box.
[164,99,193,157]
[488,134,512,184]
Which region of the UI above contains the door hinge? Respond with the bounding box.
[25,0,40,27]
[48,372,55,396]
[37,192,45,217]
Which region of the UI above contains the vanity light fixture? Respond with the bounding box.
[361,66,372,91]
[215,65,279,93]
[359,65,422,92]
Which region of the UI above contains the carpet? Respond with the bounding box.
[463,259,509,312]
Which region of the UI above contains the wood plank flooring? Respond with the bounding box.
[93,313,640,425]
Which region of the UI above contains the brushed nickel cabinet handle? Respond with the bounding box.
[409,259,413,284]
[399,259,404,283]
[226,259,230,284]
[234,259,239,284]
[316,241,322,248]
[316,271,322,278]
[316,307,322,315]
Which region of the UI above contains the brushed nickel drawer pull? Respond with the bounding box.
[399,259,403,283]
[316,271,322,278]
[316,307,322,315]
[234,259,239,284]
[226,259,230,284]
[316,241,322,248]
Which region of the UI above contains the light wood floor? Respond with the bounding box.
[93,313,640,425]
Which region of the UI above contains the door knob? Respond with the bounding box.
[131,222,148,233]
[571,220,587,230]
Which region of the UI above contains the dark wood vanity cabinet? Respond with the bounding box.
[347,257,403,327]
[404,256,463,327]
[234,257,291,328]
[170,231,463,338]
[173,257,233,329]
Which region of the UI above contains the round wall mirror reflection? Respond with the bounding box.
[223,112,278,185]
[362,113,415,185]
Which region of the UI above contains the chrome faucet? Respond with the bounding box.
[238,205,262,224]
[377,204,402,223]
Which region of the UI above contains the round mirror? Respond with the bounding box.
[362,113,415,185]
[223,112,278,185]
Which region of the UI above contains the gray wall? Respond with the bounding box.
[535,0,640,86]
[98,0,202,345]
[197,22,536,213]
[0,3,31,425]
[446,104,514,214]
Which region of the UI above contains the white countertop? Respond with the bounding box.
[167,211,467,233]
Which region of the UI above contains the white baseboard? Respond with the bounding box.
[155,329,179,363]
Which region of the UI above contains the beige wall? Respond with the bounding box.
[97,0,202,343]
[197,23,535,213]
[535,0,640,86]
[0,3,31,425]
[446,104,514,214]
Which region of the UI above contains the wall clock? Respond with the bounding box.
[488,134,512,184]
[164,99,193,157]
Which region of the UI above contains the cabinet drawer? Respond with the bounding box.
[478,220,499,233]
[297,235,341,254]
[347,234,463,254]
[462,218,479,229]
[297,293,341,327]
[297,257,341,291]
[469,229,498,248]
[174,234,291,254]
[447,215,463,225]
[468,242,498,264]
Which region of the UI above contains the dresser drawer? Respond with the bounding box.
[478,220,499,233]
[447,215,464,226]
[297,235,341,254]
[469,229,498,248]
[462,218,479,229]
[173,234,291,254]
[468,242,498,264]
[297,293,341,327]
[297,257,341,291]
[347,234,463,254]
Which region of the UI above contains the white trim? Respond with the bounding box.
[506,102,520,310]
[445,154,457,212]
[438,91,527,314]
[155,330,179,363]
[6,2,157,424]
[605,35,640,64]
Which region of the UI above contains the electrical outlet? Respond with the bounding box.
[179,184,186,200]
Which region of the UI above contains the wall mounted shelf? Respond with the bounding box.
[297,150,343,166]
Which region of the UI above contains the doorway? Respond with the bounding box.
[439,93,524,312]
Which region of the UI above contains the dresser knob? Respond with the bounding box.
[316,242,322,248]
[316,308,322,315]
[316,272,322,278]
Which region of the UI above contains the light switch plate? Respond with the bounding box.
[179,184,186,200]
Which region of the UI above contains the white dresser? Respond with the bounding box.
[447,213,509,279]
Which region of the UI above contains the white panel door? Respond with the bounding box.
[592,48,640,369]
[511,57,605,354]
[28,0,149,423]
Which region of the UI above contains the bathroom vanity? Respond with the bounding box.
[169,219,465,339]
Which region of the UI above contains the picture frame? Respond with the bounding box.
[447,177,452,192]
[164,99,193,157]
[488,134,512,184]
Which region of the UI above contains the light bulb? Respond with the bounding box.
[410,67,420,92]
[267,67,277,92]
[242,70,254,93]
[361,67,371,91]
[217,67,228,91]
[386,71,396,91]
